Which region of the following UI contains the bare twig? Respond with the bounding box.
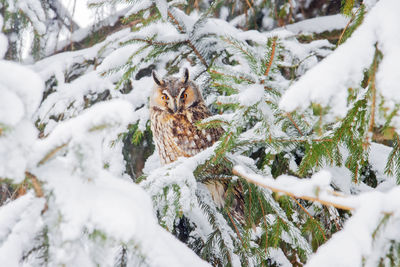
[338,5,363,46]
[25,172,48,214]
[264,37,277,77]
[257,195,268,253]
[25,172,44,198]
[226,210,247,249]
[233,167,355,211]
[38,143,68,166]
[291,196,327,241]
[286,113,304,136]
[167,11,209,68]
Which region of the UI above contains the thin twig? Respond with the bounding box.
[368,49,378,140]
[248,183,252,226]
[130,38,186,46]
[264,37,277,77]
[338,4,363,46]
[38,143,68,166]
[232,167,355,211]
[257,195,268,254]
[25,172,44,198]
[286,113,303,136]
[167,11,209,68]
[210,69,256,84]
[223,37,253,61]
[25,172,48,214]
[290,196,327,241]
[226,210,247,249]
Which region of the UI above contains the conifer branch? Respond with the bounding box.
[338,4,364,46]
[248,184,252,226]
[233,167,355,211]
[244,0,254,14]
[257,194,268,254]
[167,11,209,68]
[210,70,256,83]
[367,49,378,141]
[223,37,253,61]
[264,37,277,77]
[226,210,246,249]
[38,143,68,166]
[286,113,304,136]
[130,38,186,46]
[290,196,326,241]
[25,172,44,198]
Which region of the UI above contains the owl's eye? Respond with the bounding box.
[181,93,187,100]
[161,94,169,100]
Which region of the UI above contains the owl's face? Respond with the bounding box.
[150,69,202,114]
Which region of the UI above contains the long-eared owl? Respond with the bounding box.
[149,69,243,220]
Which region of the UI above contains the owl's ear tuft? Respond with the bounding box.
[152,70,163,86]
[182,68,189,84]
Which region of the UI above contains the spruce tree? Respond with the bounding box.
[1,0,400,266]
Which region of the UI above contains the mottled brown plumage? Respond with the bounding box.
[149,69,244,222]
[150,69,223,164]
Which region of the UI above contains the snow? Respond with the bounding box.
[284,14,350,35]
[141,143,220,230]
[0,60,44,119]
[0,60,44,182]
[0,50,209,265]
[35,160,210,267]
[125,1,153,18]
[234,165,400,266]
[0,16,7,58]
[17,0,47,35]
[306,187,400,267]
[0,88,24,126]
[2,0,400,265]
[155,0,168,20]
[280,0,400,120]
[0,193,45,266]
[217,84,265,107]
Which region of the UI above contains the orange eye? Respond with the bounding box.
[181,93,187,99]
[161,94,169,100]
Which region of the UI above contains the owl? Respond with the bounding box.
[149,68,223,164]
[149,68,244,222]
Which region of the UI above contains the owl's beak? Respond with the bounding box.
[168,100,179,113]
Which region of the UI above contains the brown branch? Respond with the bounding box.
[167,11,209,68]
[130,38,186,46]
[338,5,363,46]
[274,138,333,143]
[38,143,68,166]
[210,69,256,84]
[290,196,327,241]
[244,0,255,14]
[25,172,44,198]
[226,210,247,249]
[264,37,277,77]
[25,172,48,214]
[368,49,378,140]
[248,184,252,226]
[232,168,355,211]
[286,113,304,136]
[223,37,253,61]
[257,195,268,254]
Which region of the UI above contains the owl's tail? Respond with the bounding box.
[204,179,245,225]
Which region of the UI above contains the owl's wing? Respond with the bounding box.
[171,120,223,156]
[170,106,223,157]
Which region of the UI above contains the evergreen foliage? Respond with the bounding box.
[1,0,400,266]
